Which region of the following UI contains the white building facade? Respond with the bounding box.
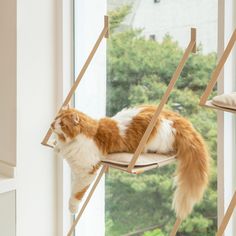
[109,0,218,53]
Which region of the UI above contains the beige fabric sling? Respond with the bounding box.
[212,92,236,110]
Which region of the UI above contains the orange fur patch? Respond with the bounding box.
[75,186,89,201]
[124,106,161,152]
[52,108,98,141]
[94,118,127,154]
[58,133,66,142]
[89,163,101,175]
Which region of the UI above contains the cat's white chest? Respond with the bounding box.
[57,134,102,173]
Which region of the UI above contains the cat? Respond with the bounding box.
[51,105,210,220]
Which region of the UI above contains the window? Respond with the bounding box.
[65,0,236,235]
[106,0,218,235]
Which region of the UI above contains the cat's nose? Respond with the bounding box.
[51,123,55,129]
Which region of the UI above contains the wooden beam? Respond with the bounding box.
[200,29,236,106]
[67,165,107,236]
[216,191,236,236]
[169,218,182,236]
[127,28,197,172]
[41,16,109,147]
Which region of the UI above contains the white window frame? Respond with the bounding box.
[57,0,106,235]
[56,0,74,235]
[217,0,236,235]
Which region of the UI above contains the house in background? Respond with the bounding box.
[108,0,217,53]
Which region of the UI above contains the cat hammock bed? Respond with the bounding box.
[41,16,197,236]
[200,28,236,236]
[102,153,176,174]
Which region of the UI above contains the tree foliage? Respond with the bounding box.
[143,229,166,236]
[106,5,217,236]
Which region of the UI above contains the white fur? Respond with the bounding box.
[145,119,176,153]
[56,134,103,213]
[112,107,142,136]
[57,134,102,169]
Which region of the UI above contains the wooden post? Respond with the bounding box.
[41,16,109,147]
[67,165,107,236]
[104,15,109,38]
[199,29,236,106]
[169,218,182,236]
[216,191,236,236]
[191,28,197,53]
[127,28,197,172]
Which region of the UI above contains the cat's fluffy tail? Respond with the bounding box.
[172,118,210,220]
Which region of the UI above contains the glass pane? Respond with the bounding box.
[106,1,218,235]
[73,0,106,235]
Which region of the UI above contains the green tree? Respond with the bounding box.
[106,5,217,236]
[143,228,166,236]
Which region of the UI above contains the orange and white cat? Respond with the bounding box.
[51,105,210,220]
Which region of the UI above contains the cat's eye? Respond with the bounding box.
[60,122,65,127]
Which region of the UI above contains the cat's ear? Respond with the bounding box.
[72,113,80,125]
[61,104,70,111]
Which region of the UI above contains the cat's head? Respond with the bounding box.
[51,106,81,142]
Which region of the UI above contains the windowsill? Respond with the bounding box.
[0,161,16,194]
[0,175,16,194]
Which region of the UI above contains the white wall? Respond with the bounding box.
[74,0,107,235]
[109,0,218,54]
[0,0,17,166]
[131,0,218,53]
[16,0,58,235]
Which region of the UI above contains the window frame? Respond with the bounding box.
[58,0,107,235]
[56,0,74,235]
[217,0,236,235]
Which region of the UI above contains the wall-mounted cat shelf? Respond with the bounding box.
[66,27,196,236]
[108,29,196,176]
[200,28,236,236]
[199,29,236,113]
[100,27,197,175]
[41,16,197,236]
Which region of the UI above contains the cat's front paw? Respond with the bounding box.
[69,197,79,214]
